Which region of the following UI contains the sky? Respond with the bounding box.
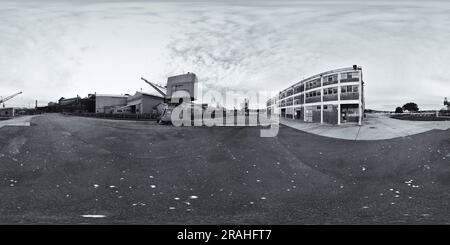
[0,0,449,110]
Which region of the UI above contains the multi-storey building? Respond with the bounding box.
[267,65,365,125]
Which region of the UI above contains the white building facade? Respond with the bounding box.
[95,94,128,113]
[267,66,365,125]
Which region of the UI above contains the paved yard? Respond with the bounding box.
[281,113,450,140]
[0,114,449,224]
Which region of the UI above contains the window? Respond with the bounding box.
[317,106,321,110]
[324,105,328,110]
[341,86,347,93]
[317,91,321,96]
[347,85,353,92]
[342,72,359,79]
[324,89,328,95]
[328,88,333,94]
[324,74,338,83]
[333,88,338,94]
[353,85,359,92]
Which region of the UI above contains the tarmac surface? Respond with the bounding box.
[0,115,36,128]
[281,113,450,140]
[0,113,450,224]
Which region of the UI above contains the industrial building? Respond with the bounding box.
[36,73,197,119]
[93,72,198,115]
[124,92,164,114]
[95,94,129,113]
[166,72,198,101]
[95,92,164,115]
[0,92,22,118]
[267,65,365,125]
[56,94,95,113]
[0,108,15,117]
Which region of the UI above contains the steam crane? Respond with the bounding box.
[0,91,22,108]
[140,77,167,98]
[141,77,174,124]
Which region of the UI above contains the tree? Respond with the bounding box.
[395,107,403,113]
[402,102,419,112]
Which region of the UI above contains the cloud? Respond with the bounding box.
[0,1,449,110]
[163,1,450,110]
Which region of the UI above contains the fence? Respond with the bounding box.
[63,112,157,121]
[390,111,450,121]
[439,110,450,117]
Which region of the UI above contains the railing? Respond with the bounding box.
[439,110,450,117]
[391,111,450,121]
[63,112,157,120]
[340,93,359,100]
[305,84,321,91]
[323,80,338,86]
[323,94,338,102]
[305,97,321,103]
[340,78,359,83]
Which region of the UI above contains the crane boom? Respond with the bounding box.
[0,91,22,104]
[140,77,166,97]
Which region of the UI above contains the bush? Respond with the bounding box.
[402,102,419,112]
[395,107,403,113]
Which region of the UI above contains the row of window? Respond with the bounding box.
[341,72,359,79]
[305,78,321,90]
[341,85,359,93]
[291,85,360,99]
[282,85,359,101]
[278,71,360,98]
[306,90,323,98]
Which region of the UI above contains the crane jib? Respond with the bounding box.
[0,92,22,104]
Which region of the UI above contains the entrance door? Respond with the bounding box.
[296,110,301,119]
[281,108,286,117]
[342,109,348,123]
[130,105,136,114]
[305,109,313,122]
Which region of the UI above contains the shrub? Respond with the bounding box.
[395,107,403,113]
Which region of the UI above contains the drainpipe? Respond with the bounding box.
[337,73,341,125]
[358,70,363,126]
[303,86,306,122]
[320,76,324,124]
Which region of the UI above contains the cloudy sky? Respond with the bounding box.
[0,0,449,110]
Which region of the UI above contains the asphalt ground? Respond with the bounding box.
[0,113,449,224]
